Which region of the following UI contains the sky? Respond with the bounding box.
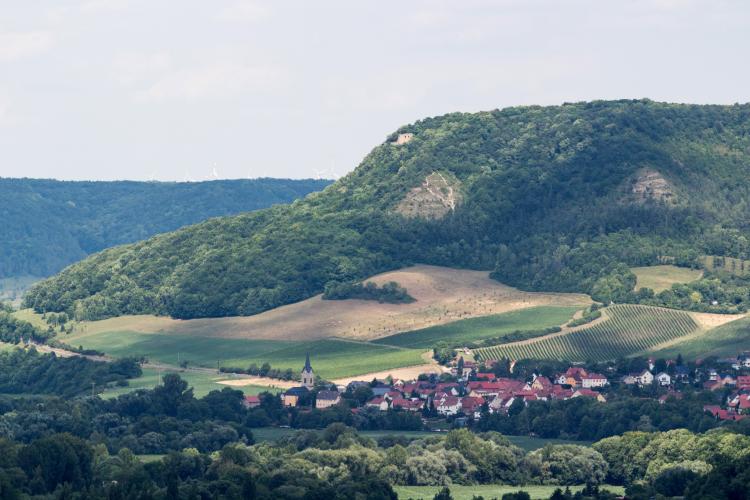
[0,0,749,182]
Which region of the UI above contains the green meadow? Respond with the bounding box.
[99,368,281,399]
[394,484,625,500]
[652,315,750,359]
[631,264,702,292]
[65,331,424,379]
[373,306,580,348]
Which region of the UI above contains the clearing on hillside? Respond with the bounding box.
[60,265,590,342]
[474,304,699,362]
[395,172,463,219]
[373,306,580,348]
[631,265,702,292]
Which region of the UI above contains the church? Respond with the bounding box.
[281,353,315,407]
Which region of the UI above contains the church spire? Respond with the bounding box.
[301,352,314,389]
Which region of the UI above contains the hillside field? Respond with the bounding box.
[60,329,424,380]
[475,304,703,362]
[632,265,703,292]
[650,316,750,359]
[57,266,590,342]
[373,306,580,348]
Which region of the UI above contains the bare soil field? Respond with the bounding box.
[65,265,591,342]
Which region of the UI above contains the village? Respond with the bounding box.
[243,352,750,424]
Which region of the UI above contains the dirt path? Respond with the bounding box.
[217,377,298,390]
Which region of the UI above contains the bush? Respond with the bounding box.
[323,280,415,304]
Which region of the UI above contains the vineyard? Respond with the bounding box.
[474,304,699,362]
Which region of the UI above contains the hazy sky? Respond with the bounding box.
[1,0,748,181]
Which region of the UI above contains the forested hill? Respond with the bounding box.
[25,100,750,320]
[0,178,331,278]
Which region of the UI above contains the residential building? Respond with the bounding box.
[581,373,608,388]
[282,386,309,407]
[656,372,672,386]
[315,390,341,409]
[243,395,261,408]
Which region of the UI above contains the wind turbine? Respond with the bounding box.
[209,163,219,180]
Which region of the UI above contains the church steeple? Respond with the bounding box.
[301,352,314,389]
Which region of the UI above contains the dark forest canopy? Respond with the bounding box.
[24,100,750,319]
[0,177,331,279]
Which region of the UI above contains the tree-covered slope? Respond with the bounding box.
[0,178,331,278]
[24,100,750,320]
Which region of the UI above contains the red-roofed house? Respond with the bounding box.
[435,383,460,395]
[704,405,746,421]
[729,394,750,414]
[559,367,588,387]
[476,372,497,381]
[531,375,553,392]
[550,386,574,400]
[572,389,607,403]
[366,397,389,411]
[738,375,750,390]
[460,396,485,415]
[391,398,424,412]
[243,395,261,408]
[467,379,525,397]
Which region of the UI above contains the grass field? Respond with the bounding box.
[632,265,702,292]
[394,484,624,500]
[373,306,580,348]
[475,305,699,362]
[651,315,750,359]
[12,308,52,330]
[62,330,424,379]
[100,368,281,398]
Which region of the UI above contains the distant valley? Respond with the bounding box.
[0,177,331,297]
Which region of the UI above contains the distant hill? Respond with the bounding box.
[24,100,750,320]
[0,178,331,279]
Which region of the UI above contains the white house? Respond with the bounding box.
[436,396,462,416]
[656,372,672,386]
[635,370,654,386]
[581,373,609,388]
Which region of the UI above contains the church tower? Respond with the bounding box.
[301,353,315,389]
